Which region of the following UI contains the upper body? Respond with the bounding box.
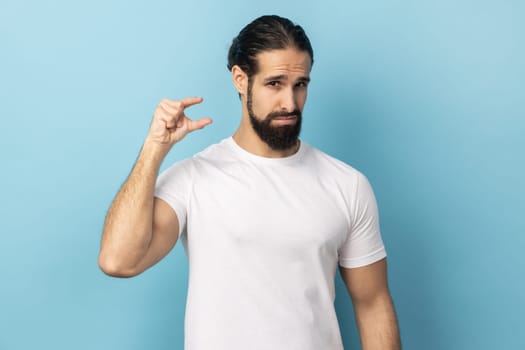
[99,15,401,350]
[154,136,386,349]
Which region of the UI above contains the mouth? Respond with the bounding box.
[272,115,298,125]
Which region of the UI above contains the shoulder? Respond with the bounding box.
[193,138,236,161]
[160,138,244,184]
[302,143,365,181]
[301,143,377,205]
[161,138,233,171]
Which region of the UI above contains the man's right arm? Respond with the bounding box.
[98,97,212,277]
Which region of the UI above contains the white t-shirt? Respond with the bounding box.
[154,137,386,350]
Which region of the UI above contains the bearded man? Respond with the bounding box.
[99,15,401,350]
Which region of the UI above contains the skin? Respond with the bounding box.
[340,258,402,349]
[231,48,311,158]
[98,47,401,349]
[98,97,210,277]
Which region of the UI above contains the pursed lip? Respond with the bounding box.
[272,115,298,125]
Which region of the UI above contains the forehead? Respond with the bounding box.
[254,48,312,78]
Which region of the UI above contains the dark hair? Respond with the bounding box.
[227,15,314,77]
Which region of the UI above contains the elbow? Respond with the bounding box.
[98,253,141,278]
[352,289,394,313]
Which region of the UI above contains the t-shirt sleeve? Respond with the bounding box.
[154,159,193,237]
[338,172,387,268]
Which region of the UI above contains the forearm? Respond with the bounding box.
[353,292,401,350]
[99,140,169,275]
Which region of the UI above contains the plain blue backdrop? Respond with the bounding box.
[1,0,523,349]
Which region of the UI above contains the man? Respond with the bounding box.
[99,15,401,350]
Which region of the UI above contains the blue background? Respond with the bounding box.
[1,0,523,349]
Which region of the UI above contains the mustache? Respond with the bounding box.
[267,109,302,120]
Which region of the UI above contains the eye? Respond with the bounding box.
[267,81,280,87]
[295,81,308,88]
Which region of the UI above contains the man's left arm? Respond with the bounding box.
[339,258,401,350]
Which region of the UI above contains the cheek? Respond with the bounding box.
[296,90,308,109]
[252,90,277,112]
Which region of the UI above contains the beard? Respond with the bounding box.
[247,80,302,151]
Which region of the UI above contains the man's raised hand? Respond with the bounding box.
[146,97,212,148]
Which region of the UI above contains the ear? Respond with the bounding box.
[231,65,248,96]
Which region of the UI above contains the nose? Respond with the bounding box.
[280,87,297,112]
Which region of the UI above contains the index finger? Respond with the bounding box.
[180,96,204,108]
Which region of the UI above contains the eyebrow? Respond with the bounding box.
[264,75,311,83]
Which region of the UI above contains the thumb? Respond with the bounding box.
[187,117,213,131]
